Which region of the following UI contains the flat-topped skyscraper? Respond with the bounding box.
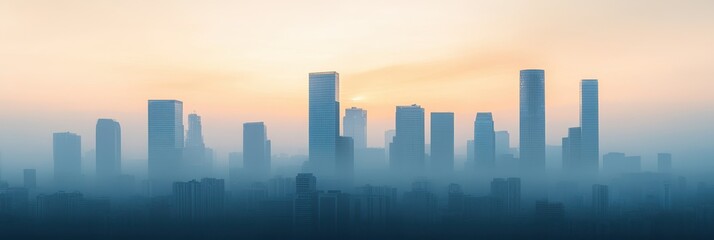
[391,104,425,173]
[53,132,81,189]
[96,119,121,182]
[309,72,340,176]
[243,122,271,179]
[343,107,367,150]
[430,112,454,173]
[580,79,599,172]
[519,69,546,170]
[148,100,184,193]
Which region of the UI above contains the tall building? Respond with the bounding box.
[23,169,36,189]
[430,112,454,173]
[336,136,354,183]
[490,177,521,215]
[96,119,121,182]
[562,127,582,171]
[53,132,82,189]
[172,178,225,220]
[580,79,599,172]
[243,122,271,179]
[390,104,425,173]
[294,173,318,233]
[658,153,672,173]
[343,107,367,150]
[592,184,609,218]
[148,100,184,193]
[474,112,495,168]
[184,113,209,179]
[495,131,510,157]
[309,72,340,176]
[384,129,396,161]
[519,69,546,170]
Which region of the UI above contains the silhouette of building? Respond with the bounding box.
[562,127,581,171]
[53,132,82,189]
[384,129,395,162]
[294,173,318,233]
[36,191,84,221]
[391,104,425,173]
[243,122,271,180]
[490,177,521,215]
[602,152,641,174]
[336,136,354,185]
[519,69,546,170]
[350,185,397,230]
[184,113,210,179]
[658,153,672,173]
[475,112,495,169]
[309,72,340,177]
[172,178,225,221]
[495,131,510,158]
[317,190,350,233]
[580,79,599,173]
[592,184,608,218]
[23,169,36,189]
[0,187,29,217]
[343,107,367,150]
[148,100,184,194]
[402,179,438,224]
[95,119,121,185]
[431,112,454,173]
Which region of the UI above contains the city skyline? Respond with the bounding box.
[1,1,713,175]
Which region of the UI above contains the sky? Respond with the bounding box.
[1,0,713,175]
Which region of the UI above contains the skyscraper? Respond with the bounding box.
[243,122,271,179]
[475,112,495,168]
[390,104,425,173]
[309,72,340,176]
[658,153,672,173]
[519,69,546,170]
[53,132,81,189]
[336,136,354,182]
[384,129,396,161]
[580,79,599,172]
[96,119,121,182]
[294,173,318,233]
[184,113,208,178]
[343,107,367,150]
[148,100,183,193]
[495,131,510,157]
[430,112,454,173]
[562,127,581,171]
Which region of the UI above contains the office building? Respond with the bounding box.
[343,107,367,150]
[580,79,599,172]
[148,100,184,193]
[309,72,340,176]
[519,69,546,169]
[244,122,271,180]
[53,132,82,189]
[562,127,581,171]
[390,104,425,173]
[474,112,495,168]
[430,112,454,172]
[96,119,121,182]
[658,153,672,173]
[592,184,608,217]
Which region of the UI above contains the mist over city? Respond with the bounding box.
[1,1,714,239]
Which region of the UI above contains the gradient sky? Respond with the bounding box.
[1,0,713,174]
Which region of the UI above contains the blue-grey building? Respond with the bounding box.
[430,112,454,173]
[243,122,271,180]
[96,119,121,182]
[580,79,599,172]
[475,112,495,168]
[309,72,340,176]
[343,107,367,150]
[148,100,184,193]
[53,132,81,189]
[562,127,581,171]
[390,104,425,173]
[519,69,546,170]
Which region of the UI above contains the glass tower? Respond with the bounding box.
[391,104,425,173]
[309,72,340,176]
[430,112,454,173]
[243,122,271,179]
[53,132,81,189]
[475,112,495,168]
[148,100,184,192]
[580,79,599,172]
[96,119,121,181]
[343,107,367,150]
[519,69,546,170]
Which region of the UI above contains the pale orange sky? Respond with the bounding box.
[1,0,713,171]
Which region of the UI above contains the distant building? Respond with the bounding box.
[336,136,354,184]
[602,152,641,174]
[592,184,609,218]
[23,169,36,189]
[495,131,510,157]
[294,173,318,233]
[0,187,29,217]
[562,127,581,171]
[402,179,438,224]
[172,178,225,220]
[475,112,495,169]
[535,200,565,222]
[309,72,340,177]
[431,112,454,173]
[148,100,184,194]
[384,129,396,162]
[317,190,350,233]
[53,132,82,189]
[520,69,546,170]
[391,104,425,173]
[580,79,599,173]
[244,122,272,180]
[343,107,367,150]
[658,153,672,173]
[36,191,84,221]
[490,177,521,215]
[95,119,121,182]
